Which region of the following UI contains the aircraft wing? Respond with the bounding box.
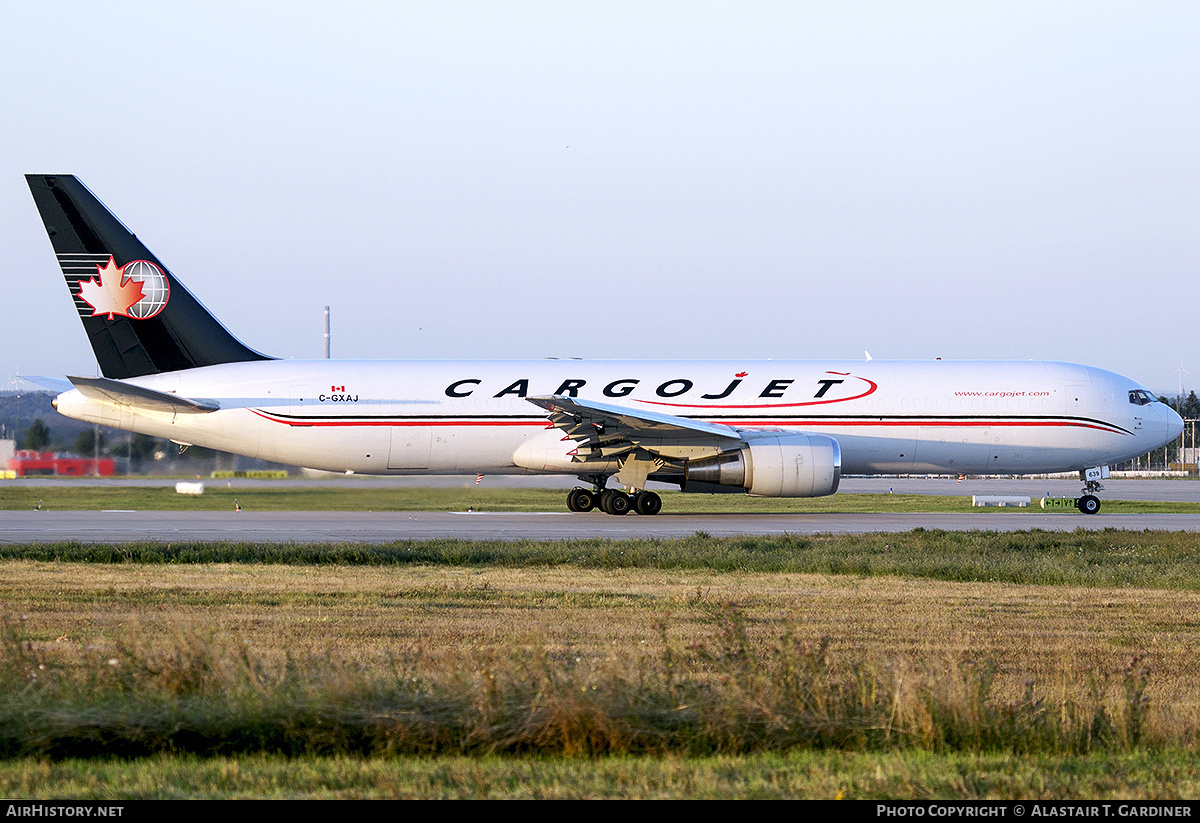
[525,393,842,497]
[526,394,742,444]
[524,395,745,487]
[68,376,220,414]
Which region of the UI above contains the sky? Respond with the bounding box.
[2,1,1197,394]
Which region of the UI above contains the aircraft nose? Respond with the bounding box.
[1166,405,1185,442]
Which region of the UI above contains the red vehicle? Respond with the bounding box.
[7,450,115,477]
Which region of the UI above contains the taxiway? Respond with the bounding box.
[2,477,1197,543]
[3,508,1200,544]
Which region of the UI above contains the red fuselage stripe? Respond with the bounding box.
[722,419,1121,432]
[250,409,1125,434]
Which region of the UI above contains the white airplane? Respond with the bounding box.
[27,174,1183,516]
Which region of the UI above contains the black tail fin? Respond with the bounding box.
[26,174,273,379]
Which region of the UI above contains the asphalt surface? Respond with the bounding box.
[838,476,1200,502]
[8,474,1197,500]
[4,510,1200,543]
[2,476,1198,543]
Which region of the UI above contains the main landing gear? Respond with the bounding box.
[566,486,663,515]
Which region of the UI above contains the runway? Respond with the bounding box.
[3,508,1200,543]
[10,474,1198,500]
[837,476,1200,502]
[2,476,1198,543]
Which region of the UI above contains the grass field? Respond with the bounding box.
[3,522,1200,798]
[3,483,1200,797]
[5,751,1200,799]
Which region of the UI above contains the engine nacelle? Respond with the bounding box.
[683,433,841,497]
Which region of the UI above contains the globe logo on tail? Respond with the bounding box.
[77,257,170,320]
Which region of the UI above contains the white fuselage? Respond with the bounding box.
[53,358,1182,479]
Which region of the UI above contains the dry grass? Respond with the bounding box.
[3,560,1200,757]
[6,561,1198,690]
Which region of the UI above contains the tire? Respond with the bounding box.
[572,489,597,512]
[1078,494,1101,515]
[601,489,631,515]
[634,491,662,516]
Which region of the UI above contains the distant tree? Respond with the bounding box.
[73,428,107,456]
[1159,393,1200,420]
[20,419,50,451]
[1182,391,1200,420]
[129,433,159,461]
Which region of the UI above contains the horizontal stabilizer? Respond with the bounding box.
[17,375,74,394]
[67,376,220,414]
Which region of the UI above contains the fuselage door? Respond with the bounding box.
[389,426,432,469]
[1066,384,1092,415]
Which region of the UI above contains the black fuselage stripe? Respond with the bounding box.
[254,409,1130,434]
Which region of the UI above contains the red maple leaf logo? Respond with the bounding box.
[735,371,748,378]
[77,258,145,319]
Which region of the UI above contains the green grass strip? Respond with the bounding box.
[3,750,1200,799]
[5,530,1200,590]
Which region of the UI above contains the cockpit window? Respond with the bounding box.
[1129,389,1156,406]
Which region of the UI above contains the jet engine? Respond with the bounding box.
[683,433,841,497]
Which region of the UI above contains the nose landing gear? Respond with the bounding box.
[1076,467,1108,514]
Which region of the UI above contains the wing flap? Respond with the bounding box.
[524,394,747,474]
[526,394,743,443]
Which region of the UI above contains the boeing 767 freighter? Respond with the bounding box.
[25,174,1183,515]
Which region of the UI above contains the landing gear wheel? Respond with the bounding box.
[1077,494,1101,515]
[567,488,597,512]
[600,489,631,515]
[633,491,662,516]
